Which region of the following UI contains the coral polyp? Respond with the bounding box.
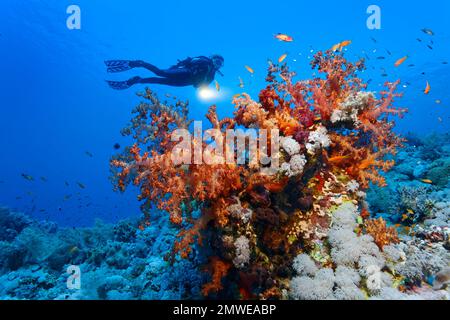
[111,50,416,299]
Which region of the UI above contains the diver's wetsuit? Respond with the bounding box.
[105,56,220,90]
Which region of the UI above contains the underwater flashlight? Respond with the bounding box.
[198,86,218,101]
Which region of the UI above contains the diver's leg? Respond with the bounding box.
[127,61,171,77]
[106,75,192,90]
[131,61,192,79]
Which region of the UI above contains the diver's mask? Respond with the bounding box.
[211,55,224,76]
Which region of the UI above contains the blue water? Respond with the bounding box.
[0,0,449,227]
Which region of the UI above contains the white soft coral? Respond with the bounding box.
[331,91,375,125]
[280,136,301,156]
[306,126,330,154]
[233,235,250,269]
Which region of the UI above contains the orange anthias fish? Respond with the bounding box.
[245,65,254,74]
[424,81,431,94]
[331,40,352,52]
[214,80,220,92]
[328,155,350,164]
[274,33,294,42]
[394,56,408,67]
[278,53,288,63]
[421,179,433,184]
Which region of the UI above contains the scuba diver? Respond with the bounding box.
[105,54,224,90]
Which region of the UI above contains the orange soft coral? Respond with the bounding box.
[364,217,400,250]
[201,257,231,296]
[112,50,407,298]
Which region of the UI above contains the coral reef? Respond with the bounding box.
[2,51,447,300]
[1,131,448,300]
[290,203,448,300]
[0,207,204,299]
[110,50,414,299]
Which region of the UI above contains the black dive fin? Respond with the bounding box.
[104,60,133,73]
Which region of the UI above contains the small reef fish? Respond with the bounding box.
[394,56,408,67]
[274,33,293,42]
[424,81,431,94]
[113,143,121,150]
[232,93,242,99]
[63,194,72,201]
[278,53,288,63]
[421,179,433,184]
[245,65,254,74]
[40,176,48,182]
[214,80,220,92]
[427,45,433,50]
[69,246,79,254]
[328,155,350,163]
[421,28,434,36]
[238,77,244,88]
[65,181,70,187]
[77,182,86,189]
[21,174,34,181]
[85,151,93,158]
[435,100,441,104]
[331,40,352,52]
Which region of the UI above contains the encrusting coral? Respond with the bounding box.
[111,50,412,299]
